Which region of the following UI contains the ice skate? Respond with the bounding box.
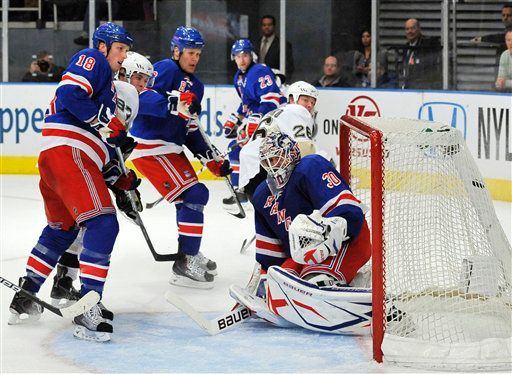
[195,251,218,275]
[8,277,44,325]
[73,303,113,342]
[222,189,249,213]
[170,254,215,289]
[98,302,114,321]
[50,264,80,307]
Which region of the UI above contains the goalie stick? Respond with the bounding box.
[115,148,182,262]
[195,124,246,219]
[1,276,100,319]
[165,291,253,335]
[165,262,262,334]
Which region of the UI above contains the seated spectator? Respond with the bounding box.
[311,55,350,88]
[398,18,441,90]
[21,50,65,83]
[353,28,389,87]
[471,4,512,65]
[495,29,512,92]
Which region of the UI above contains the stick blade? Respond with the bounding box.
[165,290,216,335]
[59,290,100,319]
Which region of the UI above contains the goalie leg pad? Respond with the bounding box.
[228,284,295,328]
[267,266,372,335]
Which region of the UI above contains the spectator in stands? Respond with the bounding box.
[252,15,294,78]
[353,28,389,87]
[22,50,65,82]
[399,18,441,90]
[471,4,512,46]
[311,55,350,88]
[495,29,512,92]
[74,0,120,46]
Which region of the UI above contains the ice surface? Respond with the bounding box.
[1,175,510,373]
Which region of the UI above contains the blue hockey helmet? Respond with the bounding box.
[170,26,205,54]
[93,22,133,49]
[231,39,255,60]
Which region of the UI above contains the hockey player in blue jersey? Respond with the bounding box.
[222,39,285,212]
[129,26,230,289]
[8,22,138,342]
[48,52,150,310]
[230,132,372,332]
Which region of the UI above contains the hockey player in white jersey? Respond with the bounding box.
[238,81,320,201]
[230,132,372,334]
[49,52,149,312]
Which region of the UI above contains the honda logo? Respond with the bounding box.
[418,102,467,139]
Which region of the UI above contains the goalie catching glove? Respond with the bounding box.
[166,90,201,120]
[289,210,348,265]
[197,149,232,177]
[92,104,127,147]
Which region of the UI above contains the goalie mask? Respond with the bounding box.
[260,132,301,195]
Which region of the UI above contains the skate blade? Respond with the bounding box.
[51,297,77,308]
[73,326,111,342]
[169,274,214,289]
[8,311,41,325]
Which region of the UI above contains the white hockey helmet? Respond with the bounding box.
[287,81,318,104]
[121,51,154,79]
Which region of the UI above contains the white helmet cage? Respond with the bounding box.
[260,132,301,194]
[287,81,319,104]
[121,51,154,81]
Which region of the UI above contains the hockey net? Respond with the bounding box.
[339,115,511,371]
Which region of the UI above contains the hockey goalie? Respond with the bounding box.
[230,131,373,334]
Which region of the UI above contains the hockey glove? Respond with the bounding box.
[103,159,141,191]
[237,114,261,146]
[119,136,137,161]
[223,113,242,138]
[93,104,127,147]
[198,149,232,177]
[288,210,348,265]
[166,90,202,120]
[110,185,143,221]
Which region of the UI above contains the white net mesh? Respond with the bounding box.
[341,117,511,371]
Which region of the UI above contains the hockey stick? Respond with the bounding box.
[165,290,253,335]
[165,262,262,334]
[145,164,208,209]
[1,276,100,319]
[115,148,181,262]
[240,234,256,253]
[195,125,246,219]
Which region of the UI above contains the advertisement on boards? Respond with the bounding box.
[1,84,510,198]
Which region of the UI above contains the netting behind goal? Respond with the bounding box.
[339,115,511,371]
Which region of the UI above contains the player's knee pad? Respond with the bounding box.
[181,183,209,210]
[82,214,119,257]
[37,225,80,261]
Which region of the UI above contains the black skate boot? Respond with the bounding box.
[170,254,214,289]
[8,277,43,325]
[73,303,113,342]
[98,302,114,321]
[50,264,80,307]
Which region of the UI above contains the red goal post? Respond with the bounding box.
[339,114,511,371]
